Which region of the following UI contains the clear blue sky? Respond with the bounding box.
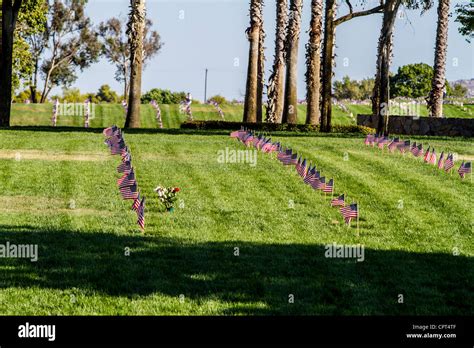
[68,0,473,101]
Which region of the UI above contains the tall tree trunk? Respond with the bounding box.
[0,0,21,127]
[256,2,265,123]
[320,0,336,132]
[375,0,401,135]
[265,0,287,123]
[243,0,263,123]
[125,0,146,128]
[427,0,450,117]
[282,0,303,124]
[305,0,323,125]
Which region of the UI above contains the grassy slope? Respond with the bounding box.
[11,103,474,129]
[0,130,472,315]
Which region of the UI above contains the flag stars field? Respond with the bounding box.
[0,129,472,315]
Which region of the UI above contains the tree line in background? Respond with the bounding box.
[242,0,473,134]
[1,0,473,129]
[0,0,161,127]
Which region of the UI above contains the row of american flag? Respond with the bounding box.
[230,129,360,226]
[103,125,146,230]
[364,134,472,179]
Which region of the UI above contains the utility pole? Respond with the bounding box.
[204,68,208,103]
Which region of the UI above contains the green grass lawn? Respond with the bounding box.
[0,129,472,315]
[11,103,474,129]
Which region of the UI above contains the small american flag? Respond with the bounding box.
[297,159,308,178]
[303,166,316,185]
[410,142,418,156]
[118,170,136,188]
[377,136,390,149]
[119,183,139,200]
[103,125,119,137]
[388,138,400,152]
[331,194,345,207]
[398,140,410,153]
[137,196,146,230]
[308,170,321,187]
[364,134,374,146]
[117,160,132,173]
[289,154,299,165]
[415,144,424,157]
[323,179,334,193]
[132,194,141,211]
[340,203,358,224]
[429,148,437,165]
[423,146,431,162]
[437,151,445,169]
[444,153,454,172]
[458,161,472,179]
[314,176,326,190]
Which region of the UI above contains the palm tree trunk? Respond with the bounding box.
[0,0,21,127]
[375,0,401,135]
[282,0,303,124]
[256,2,265,123]
[320,0,336,132]
[305,0,323,125]
[243,0,263,123]
[265,0,287,124]
[125,0,146,128]
[427,0,450,117]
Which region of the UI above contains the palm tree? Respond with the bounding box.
[320,0,384,132]
[427,0,450,117]
[265,0,288,123]
[305,0,323,125]
[243,0,263,123]
[125,0,146,128]
[373,0,402,134]
[256,1,265,123]
[0,0,23,127]
[282,0,303,124]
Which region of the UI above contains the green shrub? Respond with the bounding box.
[141,89,187,104]
[180,120,369,134]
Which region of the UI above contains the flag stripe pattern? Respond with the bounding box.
[103,126,145,230]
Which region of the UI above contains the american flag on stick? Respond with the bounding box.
[340,203,358,224]
[120,183,139,200]
[103,125,119,138]
[308,171,321,188]
[132,193,141,211]
[377,136,390,149]
[297,159,308,178]
[458,161,472,179]
[415,144,424,157]
[437,151,445,169]
[118,170,136,188]
[323,179,334,193]
[410,142,418,156]
[137,197,146,230]
[423,146,431,162]
[388,138,400,152]
[364,134,374,146]
[331,194,345,207]
[429,148,437,165]
[303,166,316,185]
[444,153,454,172]
[398,140,410,153]
[314,176,326,190]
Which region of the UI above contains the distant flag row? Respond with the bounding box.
[84,99,91,128]
[150,100,163,129]
[103,125,145,230]
[121,100,128,117]
[52,99,59,127]
[364,134,472,179]
[231,128,360,227]
[209,101,225,120]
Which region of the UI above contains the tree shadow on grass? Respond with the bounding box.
[0,224,472,315]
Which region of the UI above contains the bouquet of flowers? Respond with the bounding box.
[154,186,180,211]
